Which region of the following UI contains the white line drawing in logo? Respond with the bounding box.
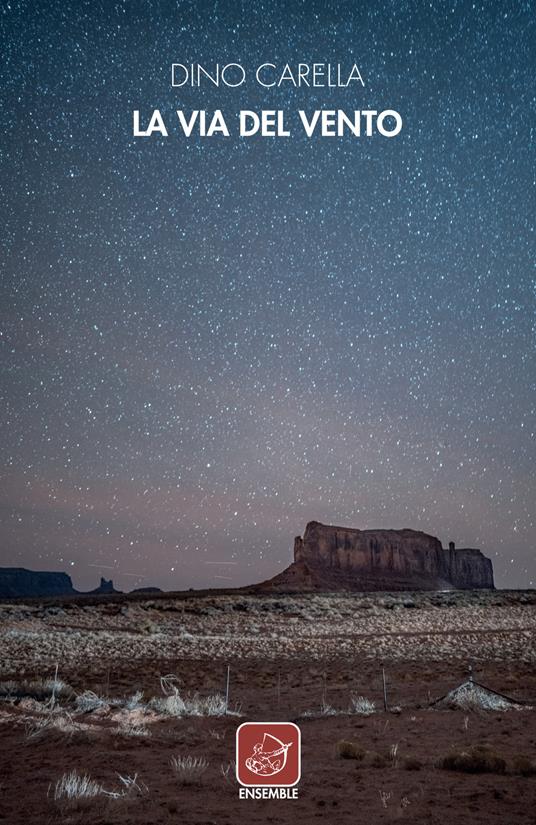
[245,732,293,777]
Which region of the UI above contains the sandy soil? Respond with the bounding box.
[1,589,536,824]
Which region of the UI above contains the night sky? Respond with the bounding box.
[1,0,534,591]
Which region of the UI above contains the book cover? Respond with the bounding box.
[1,1,534,822]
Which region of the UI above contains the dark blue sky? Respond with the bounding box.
[1,0,534,590]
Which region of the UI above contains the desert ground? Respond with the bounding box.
[1,588,536,824]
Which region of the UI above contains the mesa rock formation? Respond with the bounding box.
[0,568,77,599]
[0,568,121,600]
[260,521,494,592]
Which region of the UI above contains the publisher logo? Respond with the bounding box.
[236,722,301,787]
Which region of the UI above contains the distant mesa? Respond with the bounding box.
[258,521,494,592]
[0,568,77,599]
[132,586,163,594]
[0,522,495,599]
[0,569,122,600]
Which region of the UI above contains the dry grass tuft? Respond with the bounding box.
[25,712,81,740]
[114,722,150,738]
[75,691,110,713]
[350,694,376,715]
[171,755,209,785]
[403,757,423,771]
[336,740,366,760]
[370,752,388,768]
[53,770,104,801]
[438,745,507,774]
[335,740,388,767]
[149,691,238,717]
[0,677,72,702]
[220,761,237,786]
[52,770,147,804]
[512,755,536,776]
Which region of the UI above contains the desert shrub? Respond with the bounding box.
[114,723,150,738]
[171,755,209,785]
[41,677,71,699]
[512,755,536,777]
[320,700,338,716]
[0,677,71,701]
[75,691,109,712]
[301,703,338,719]
[0,680,19,698]
[335,741,387,767]
[370,752,388,768]
[199,694,229,716]
[437,682,520,712]
[403,757,423,771]
[138,619,158,635]
[438,745,506,774]
[350,695,375,716]
[149,692,237,717]
[152,673,239,717]
[149,693,187,716]
[124,690,144,710]
[25,713,82,740]
[336,740,366,760]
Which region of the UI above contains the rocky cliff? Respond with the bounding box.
[87,577,118,596]
[261,521,494,592]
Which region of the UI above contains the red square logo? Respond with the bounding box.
[236,722,301,787]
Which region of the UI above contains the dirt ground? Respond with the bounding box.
[1,589,536,824]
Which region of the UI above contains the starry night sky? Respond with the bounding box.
[1,0,534,591]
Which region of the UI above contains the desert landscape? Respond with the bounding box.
[1,586,536,824]
[3,1,533,821]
